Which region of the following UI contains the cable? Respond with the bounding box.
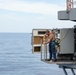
[60,29,71,42]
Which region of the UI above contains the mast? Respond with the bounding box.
[66,0,74,12]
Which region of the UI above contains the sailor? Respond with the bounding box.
[43,30,57,62]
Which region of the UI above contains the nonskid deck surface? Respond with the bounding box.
[42,59,76,64]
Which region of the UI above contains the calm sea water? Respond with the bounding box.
[0,33,71,75]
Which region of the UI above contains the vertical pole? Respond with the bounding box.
[44,44,47,60]
[66,0,68,10]
[44,44,46,60]
[46,44,47,60]
[67,0,71,12]
[72,0,74,8]
[41,39,42,61]
[31,32,33,54]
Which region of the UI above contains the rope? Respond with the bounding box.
[60,29,71,42]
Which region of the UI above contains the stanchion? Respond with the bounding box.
[44,44,48,60]
[44,44,46,60]
[45,44,47,60]
[40,39,42,61]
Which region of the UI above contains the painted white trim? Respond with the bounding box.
[33,44,41,47]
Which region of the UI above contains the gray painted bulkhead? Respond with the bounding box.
[58,11,69,20]
[58,8,76,21]
[59,28,74,54]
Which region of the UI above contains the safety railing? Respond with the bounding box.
[40,39,49,61]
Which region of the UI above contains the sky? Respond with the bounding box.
[0,0,76,33]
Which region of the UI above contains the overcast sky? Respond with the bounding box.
[0,0,76,33]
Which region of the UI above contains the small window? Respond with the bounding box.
[34,47,41,52]
[38,31,46,34]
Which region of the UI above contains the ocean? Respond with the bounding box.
[0,33,71,75]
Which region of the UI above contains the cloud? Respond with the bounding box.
[0,0,65,15]
[0,0,69,33]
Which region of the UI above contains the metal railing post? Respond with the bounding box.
[46,44,47,60]
[44,44,48,60]
[41,39,48,61]
[41,39,42,61]
[72,0,74,8]
[45,44,47,60]
[44,44,46,60]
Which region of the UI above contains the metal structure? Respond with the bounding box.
[41,39,48,61]
[67,0,74,12]
[59,64,76,75]
[66,0,76,11]
[59,28,74,54]
[58,0,76,75]
[32,0,76,74]
[40,0,76,61]
[58,0,76,21]
[40,28,76,61]
[32,29,51,53]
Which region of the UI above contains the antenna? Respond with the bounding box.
[66,0,74,12]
